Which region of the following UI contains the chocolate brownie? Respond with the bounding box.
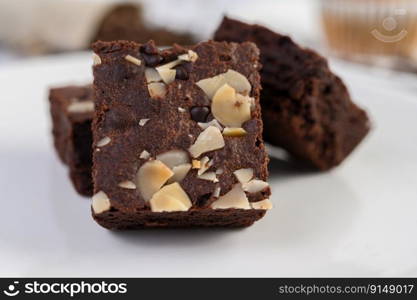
[91,40,272,229]
[49,85,94,196]
[214,17,370,170]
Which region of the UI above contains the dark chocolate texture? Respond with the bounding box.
[214,17,370,170]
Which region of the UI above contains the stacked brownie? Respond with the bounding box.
[49,85,94,196]
[214,17,370,170]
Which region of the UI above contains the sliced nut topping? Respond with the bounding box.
[224,69,251,96]
[167,163,192,183]
[212,84,251,127]
[156,59,182,71]
[242,179,269,193]
[157,67,176,84]
[233,168,254,184]
[196,69,251,99]
[237,93,255,110]
[178,107,186,112]
[140,150,151,159]
[67,101,94,114]
[215,168,224,175]
[148,82,167,99]
[189,126,225,158]
[223,127,247,137]
[145,68,162,83]
[125,54,142,66]
[251,199,273,210]
[211,184,250,209]
[96,136,111,147]
[212,186,221,198]
[92,191,110,214]
[156,150,189,169]
[197,156,212,176]
[197,172,218,182]
[149,182,192,212]
[139,118,150,126]
[136,160,174,201]
[196,73,227,100]
[192,159,201,169]
[198,119,223,131]
[92,53,101,66]
[178,50,198,62]
[118,180,137,189]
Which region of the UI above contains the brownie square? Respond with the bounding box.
[49,85,94,196]
[91,40,272,229]
[214,17,371,170]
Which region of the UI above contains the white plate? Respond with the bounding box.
[0,53,416,277]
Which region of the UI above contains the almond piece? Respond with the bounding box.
[96,136,111,147]
[118,180,137,189]
[236,93,255,110]
[139,150,150,159]
[223,127,247,137]
[92,191,110,214]
[211,184,251,209]
[157,68,176,84]
[233,168,254,184]
[189,126,225,158]
[251,199,273,210]
[93,53,101,66]
[197,172,218,182]
[149,182,192,212]
[196,74,227,100]
[224,69,251,96]
[242,179,269,193]
[212,186,221,198]
[139,118,150,126]
[197,119,223,131]
[156,59,182,70]
[136,160,174,201]
[192,159,201,169]
[148,82,166,99]
[156,150,189,169]
[195,69,251,99]
[197,156,212,175]
[212,84,251,127]
[178,50,198,62]
[67,101,94,114]
[167,163,192,183]
[145,68,162,83]
[125,54,141,66]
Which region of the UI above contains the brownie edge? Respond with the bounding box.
[214,17,370,170]
[49,85,94,196]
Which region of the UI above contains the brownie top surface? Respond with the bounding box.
[214,17,331,92]
[49,84,94,122]
[92,40,270,213]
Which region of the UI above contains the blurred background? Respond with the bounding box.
[1,0,417,74]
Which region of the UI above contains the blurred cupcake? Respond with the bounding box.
[321,0,417,69]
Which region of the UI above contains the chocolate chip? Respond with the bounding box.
[141,42,158,55]
[175,62,192,80]
[142,53,162,67]
[196,193,212,207]
[190,106,210,122]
